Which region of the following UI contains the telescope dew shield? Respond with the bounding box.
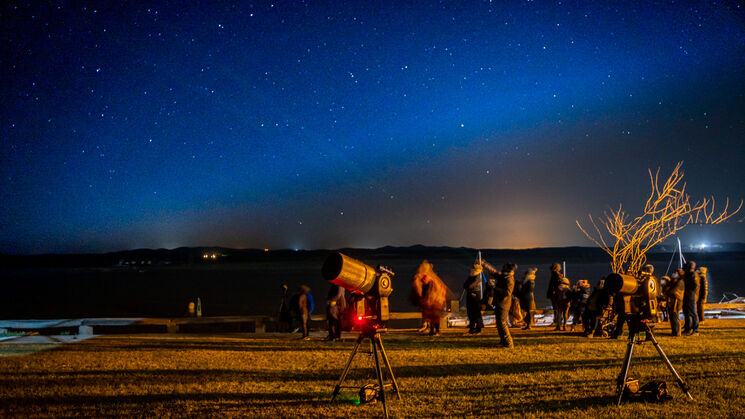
[322,252,377,294]
[606,273,640,295]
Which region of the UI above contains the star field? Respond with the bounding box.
[2,1,744,254]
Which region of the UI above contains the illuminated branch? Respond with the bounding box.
[576,162,742,276]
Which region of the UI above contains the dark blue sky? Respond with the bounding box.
[2,1,744,254]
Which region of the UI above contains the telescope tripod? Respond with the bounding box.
[331,329,401,418]
[616,319,693,405]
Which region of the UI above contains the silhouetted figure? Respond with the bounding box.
[582,279,612,338]
[682,261,700,336]
[278,284,292,332]
[554,276,571,331]
[519,268,538,330]
[463,264,485,334]
[484,262,516,348]
[570,279,591,332]
[325,284,346,341]
[663,271,685,336]
[547,263,563,327]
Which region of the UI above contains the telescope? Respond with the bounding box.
[322,252,394,331]
[323,252,401,418]
[605,270,692,405]
[605,272,659,321]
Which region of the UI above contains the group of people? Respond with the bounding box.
[278,259,710,344]
[278,282,349,341]
[660,261,708,336]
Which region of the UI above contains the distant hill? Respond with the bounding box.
[2,243,744,268]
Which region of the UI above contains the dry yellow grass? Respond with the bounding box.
[1,319,744,417]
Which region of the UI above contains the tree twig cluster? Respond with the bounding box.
[576,162,742,277]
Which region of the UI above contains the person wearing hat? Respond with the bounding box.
[463,264,485,334]
[697,267,708,324]
[682,261,700,336]
[555,275,571,331]
[412,260,447,336]
[570,279,592,332]
[663,271,685,336]
[519,268,538,330]
[482,262,517,348]
[582,279,611,337]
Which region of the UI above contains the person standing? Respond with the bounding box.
[682,261,700,336]
[325,284,346,341]
[547,263,563,328]
[663,271,685,336]
[278,284,292,332]
[483,262,516,348]
[293,285,314,340]
[412,261,447,336]
[697,267,708,325]
[570,280,591,332]
[463,264,485,335]
[519,268,538,330]
[553,276,571,331]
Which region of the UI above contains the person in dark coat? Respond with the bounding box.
[325,284,346,341]
[483,261,516,348]
[554,276,571,331]
[697,267,708,324]
[663,270,685,336]
[463,264,485,334]
[682,261,700,336]
[519,268,538,330]
[547,263,563,327]
[570,280,592,332]
[582,279,612,338]
[278,284,293,332]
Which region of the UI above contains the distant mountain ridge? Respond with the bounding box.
[2,243,744,268]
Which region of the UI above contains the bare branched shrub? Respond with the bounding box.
[576,162,742,277]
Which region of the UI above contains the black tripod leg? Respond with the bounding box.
[376,335,402,400]
[617,331,637,406]
[647,331,694,400]
[332,334,364,401]
[371,336,389,419]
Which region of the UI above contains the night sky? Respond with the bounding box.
[2,1,744,254]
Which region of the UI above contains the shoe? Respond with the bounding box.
[686,331,699,336]
[522,326,531,330]
[303,336,311,341]
[501,342,514,349]
[472,330,482,335]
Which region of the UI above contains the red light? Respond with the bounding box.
[357,316,363,321]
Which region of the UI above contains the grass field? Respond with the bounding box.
[1,320,744,417]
